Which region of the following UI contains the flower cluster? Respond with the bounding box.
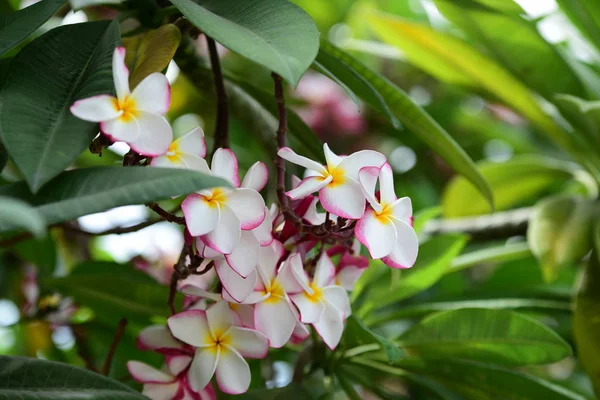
[72,47,419,397]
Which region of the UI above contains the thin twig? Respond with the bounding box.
[102,318,128,375]
[206,36,229,156]
[63,220,161,236]
[147,202,186,225]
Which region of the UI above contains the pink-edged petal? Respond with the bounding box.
[188,348,219,393]
[127,361,174,384]
[355,208,396,259]
[290,292,325,324]
[313,302,344,350]
[379,163,397,205]
[277,147,327,175]
[179,154,210,172]
[278,253,310,294]
[290,175,302,189]
[128,112,173,156]
[180,285,222,302]
[101,115,139,143]
[143,382,181,400]
[302,197,326,225]
[228,326,269,357]
[150,154,182,169]
[211,148,240,187]
[323,143,343,169]
[130,73,171,114]
[240,291,268,305]
[323,286,351,318]
[319,179,366,219]
[112,46,130,102]
[252,207,273,246]
[196,384,217,400]
[382,220,419,269]
[254,298,296,348]
[241,162,268,192]
[70,95,120,122]
[201,204,241,255]
[258,240,284,282]
[226,188,266,230]
[216,260,257,303]
[206,300,236,337]
[167,310,211,347]
[313,254,336,287]
[291,320,310,344]
[358,166,382,213]
[137,325,184,353]
[286,176,331,200]
[337,149,386,179]
[182,194,219,237]
[230,303,256,328]
[166,354,192,376]
[215,346,250,395]
[225,230,259,278]
[335,266,365,291]
[390,196,413,224]
[195,240,222,259]
[176,126,206,158]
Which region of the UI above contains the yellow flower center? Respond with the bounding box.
[263,280,285,304]
[202,188,227,208]
[303,281,323,303]
[206,329,232,354]
[318,166,345,188]
[113,96,138,122]
[375,203,393,224]
[166,142,180,161]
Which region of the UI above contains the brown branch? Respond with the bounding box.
[206,36,229,157]
[64,219,161,236]
[102,318,128,375]
[147,202,186,225]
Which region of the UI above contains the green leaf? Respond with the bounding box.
[463,0,525,14]
[13,235,57,276]
[0,195,45,237]
[0,20,120,192]
[169,0,319,86]
[122,24,181,89]
[0,355,146,399]
[0,142,6,172]
[398,309,572,366]
[0,166,228,232]
[345,316,403,363]
[43,262,176,325]
[449,241,532,273]
[556,0,600,54]
[233,383,314,399]
[442,156,581,218]
[317,41,493,211]
[0,0,66,56]
[555,94,600,149]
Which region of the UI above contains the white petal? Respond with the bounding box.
[207,300,236,336]
[182,194,220,237]
[313,302,344,350]
[176,126,206,158]
[286,176,331,200]
[337,149,386,179]
[379,163,397,205]
[228,326,269,357]
[358,166,382,213]
[202,204,241,254]
[188,348,219,392]
[195,240,223,259]
[382,220,419,269]
[277,147,327,175]
[137,325,184,353]
[230,303,256,328]
[211,148,240,187]
[302,197,326,225]
[112,46,130,102]
[313,254,335,288]
[241,162,268,192]
[166,354,192,376]
[252,207,274,246]
[323,286,351,318]
[70,95,120,122]
[226,188,266,230]
[101,115,139,143]
[127,361,174,383]
[390,196,413,225]
[128,112,173,156]
[291,175,302,189]
[258,240,284,282]
[215,346,251,395]
[290,293,325,324]
[254,299,296,348]
[142,382,180,400]
[167,310,211,347]
[225,230,259,278]
[335,265,366,291]
[216,260,257,303]
[291,320,310,344]
[319,179,366,219]
[178,154,210,172]
[279,253,311,294]
[355,208,396,259]
[130,73,171,115]
[323,143,343,169]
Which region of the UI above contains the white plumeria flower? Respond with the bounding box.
[150,126,209,171]
[286,253,351,349]
[277,144,386,219]
[182,148,266,254]
[136,324,187,354]
[71,47,173,156]
[167,301,269,395]
[356,163,419,269]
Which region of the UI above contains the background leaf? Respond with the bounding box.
[0,195,45,237]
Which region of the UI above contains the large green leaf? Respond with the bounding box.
[0,195,45,237]
[398,309,571,366]
[0,355,146,399]
[0,0,66,56]
[556,0,600,54]
[317,41,493,210]
[0,20,119,192]
[169,0,319,86]
[0,166,228,232]
[441,156,580,218]
[433,0,585,100]
[555,94,600,149]
[344,316,403,363]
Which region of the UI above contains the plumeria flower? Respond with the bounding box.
[167,301,269,394]
[356,163,418,269]
[182,148,266,254]
[136,324,188,355]
[286,253,351,349]
[326,241,368,291]
[150,126,209,172]
[71,47,173,156]
[277,144,386,219]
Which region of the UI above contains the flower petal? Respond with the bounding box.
[207,300,236,337]
[254,298,296,348]
[252,207,274,246]
[228,326,269,357]
[335,265,366,291]
[286,176,331,200]
[278,147,327,175]
[178,154,210,172]
[176,126,207,158]
[142,383,181,400]
[226,188,266,230]
[319,179,366,219]
[323,143,343,169]
[358,166,382,213]
[313,254,336,287]
[291,320,310,344]
[302,197,326,225]
[201,204,241,254]
[167,310,211,348]
[166,354,192,376]
[290,292,325,324]
[355,208,396,259]
[230,303,255,328]
[323,286,351,318]
[313,302,344,350]
[382,220,419,269]
[130,72,171,115]
[225,230,259,278]
[211,148,240,187]
[101,115,139,143]
[188,348,219,393]
[112,46,130,102]
[127,361,174,383]
[128,111,173,156]
[241,162,268,192]
[337,149,386,179]
[215,346,251,395]
[182,194,220,237]
[258,240,284,283]
[70,95,120,122]
[137,325,184,353]
[216,260,257,303]
[279,253,310,294]
[379,163,397,205]
[390,196,413,224]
